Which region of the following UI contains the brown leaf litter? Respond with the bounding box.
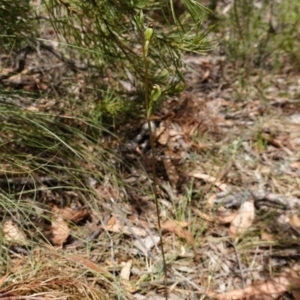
[162,219,200,262]
[50,214,70,247]
[207,274,300,300]
[2,22,300,300]
[52,205,90,224]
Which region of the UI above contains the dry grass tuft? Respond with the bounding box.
[1,247,118,299]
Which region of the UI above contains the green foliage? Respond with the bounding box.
[0,0,210,120]
[43,0,210,101]
[218,0,300,71]
[0,0,35,49]
[92,89,126,127]
[255,130,268,152]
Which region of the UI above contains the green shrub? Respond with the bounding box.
[215,0,300,71]
[0,0,35,49]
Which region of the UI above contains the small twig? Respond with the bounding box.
[0,175,69,186]
[232,241,246,288]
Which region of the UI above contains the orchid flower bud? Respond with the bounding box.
[145,23,154,41]
[147,84,162,118]
[144,23,154,56]
[150,84,161,102]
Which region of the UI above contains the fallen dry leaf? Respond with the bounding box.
[156,126,169,145]
[261,231,276,241]
[7,73,23,84]
[229,199,255,238]
[52,205,89,223]
[0,67,14,76]
[289,214,300,234]
[107,215,116,226]
[106,223,147,237]
[207,275,300,300]
[207,193,217,209]
[162,220,190,231]
[120,259,133,281]
[293,289,300,300]
[2,219,27,245]
[192,207,214,222]
[68,254,112,278]
[187,172,227,191]
[199,69,210,83]
[104,216,147,237]
[162,220,199,261]
[290,270,300,300]
[51,215,70,246]
[192,207,237,224]
[291,161,300,169]
[128,215,151,229]
[216,210,238,224]
[134,235,160,257]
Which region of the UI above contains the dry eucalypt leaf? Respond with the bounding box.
[289,214,300,234]
[68,254,112,278]
[120,259,133,281]
[162,219,199,261]
[52,205,89,223]
[50,208,70,247]
[207,275,300,300]
[229,199,255,238]
[103,215,147,237]
[187,171,228,191]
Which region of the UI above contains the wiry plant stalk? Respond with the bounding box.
[141,20,168,299]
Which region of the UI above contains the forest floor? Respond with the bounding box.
[1,11,300,300]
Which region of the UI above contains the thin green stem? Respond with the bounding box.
[142,28,168,300]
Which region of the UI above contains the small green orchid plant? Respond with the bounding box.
[137,11,168,298]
